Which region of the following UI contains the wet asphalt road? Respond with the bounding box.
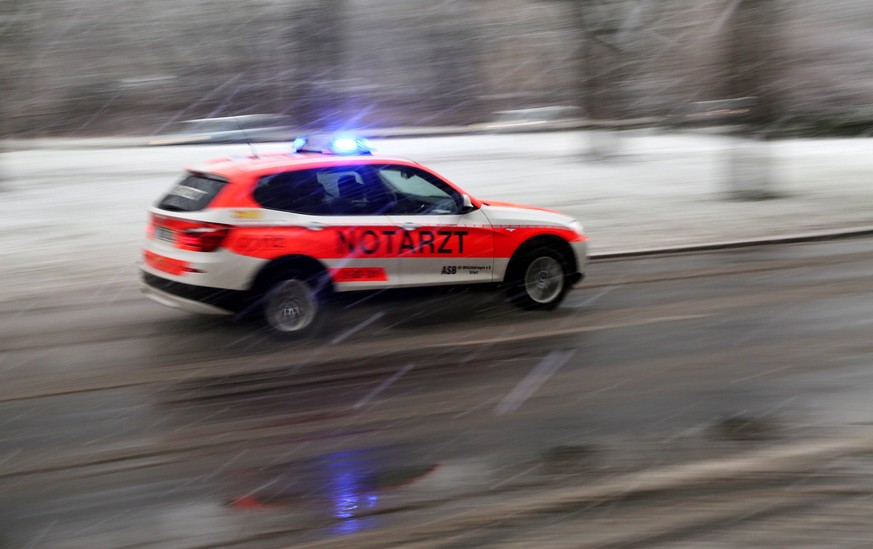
[1,237,872,547]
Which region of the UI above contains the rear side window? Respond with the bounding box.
[253,170,333,215]
[253,167,395,215]
[157,174,228,212]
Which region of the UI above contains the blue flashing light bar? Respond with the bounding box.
[292,135,373,155]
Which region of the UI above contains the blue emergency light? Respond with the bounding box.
[292,135,373,155]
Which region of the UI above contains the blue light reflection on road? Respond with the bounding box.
[323,451,380,534]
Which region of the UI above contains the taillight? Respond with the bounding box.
[150,214,231,252]
[145,215,156,239]
[176,223,231,252]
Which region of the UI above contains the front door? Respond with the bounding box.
[373,164,496,287]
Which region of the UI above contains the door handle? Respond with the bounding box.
[400,222,420,231]
[305,222,327,231]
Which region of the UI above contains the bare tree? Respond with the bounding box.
[724,0,783,199]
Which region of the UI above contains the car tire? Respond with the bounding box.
[262,278,323,338]
[507,245,570,311]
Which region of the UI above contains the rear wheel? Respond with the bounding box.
[262,278,321,337]
[507,246,570,310]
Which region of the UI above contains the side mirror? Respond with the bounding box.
[459,194,477,214]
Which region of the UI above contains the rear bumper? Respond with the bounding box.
[140,272,246,315]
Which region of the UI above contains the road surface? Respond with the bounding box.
[1,237,873,547]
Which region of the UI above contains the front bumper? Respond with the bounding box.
[570,237,589,281]
[569,272,585,287]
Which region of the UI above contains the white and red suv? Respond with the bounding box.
[140,136,588,336]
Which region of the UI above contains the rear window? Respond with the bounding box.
[157,174,228,212]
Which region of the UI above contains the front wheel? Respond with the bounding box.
[262,279,321,337]
[507,247,569,310]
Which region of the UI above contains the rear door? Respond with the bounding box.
[242,166,402,290]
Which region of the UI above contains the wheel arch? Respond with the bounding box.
[249,254,334,297]
[503,235,577,284]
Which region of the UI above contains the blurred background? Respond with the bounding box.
[3,0,873,138]
[5,2,873,547]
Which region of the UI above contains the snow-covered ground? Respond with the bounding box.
[2,130,872,304]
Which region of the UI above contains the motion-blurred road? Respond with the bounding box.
[2,237,873,547]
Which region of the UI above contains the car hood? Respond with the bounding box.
[478,199,578,228]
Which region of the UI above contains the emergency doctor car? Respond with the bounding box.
[140,136,588,336]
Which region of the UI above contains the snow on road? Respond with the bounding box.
[2,131,872,304]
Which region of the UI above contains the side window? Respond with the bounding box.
[253,170,333,215]
[377,165,461,215]
[252,167,396,216]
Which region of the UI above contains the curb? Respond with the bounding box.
[0,129,500,150]
[590,226,873,260]
[1,121,663,151]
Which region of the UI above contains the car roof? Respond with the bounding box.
[189,153,419,180]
